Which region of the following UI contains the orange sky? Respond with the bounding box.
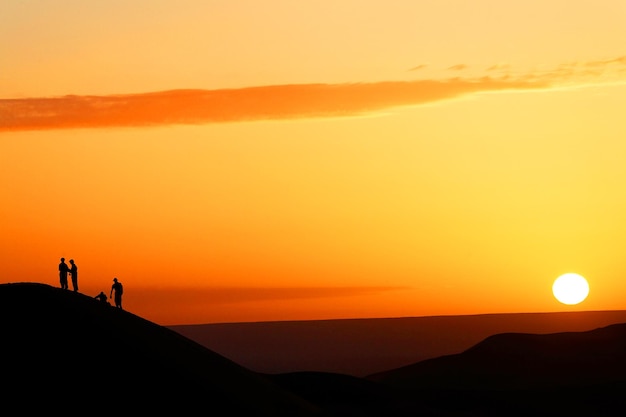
[2,1,626,325]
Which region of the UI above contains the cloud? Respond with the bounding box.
[131,285,411,324]
[136,286,405,305]
[486,63,511,72]
[447,64,469,71]
[582,55,626,68]
[2,55,625,132]
[0,78,549,131]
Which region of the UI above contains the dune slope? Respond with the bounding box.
[0,282,324,416]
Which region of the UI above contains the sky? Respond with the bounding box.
[2,1,626,326]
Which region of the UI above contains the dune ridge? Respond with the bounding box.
[0,282,323,416]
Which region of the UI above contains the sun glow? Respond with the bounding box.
[552,273,589,305]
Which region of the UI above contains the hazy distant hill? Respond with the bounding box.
[0,283,323,416]
[170,309,626,376]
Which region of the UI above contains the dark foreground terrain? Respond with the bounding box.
[0,283,322,416]
[2,282,626,416]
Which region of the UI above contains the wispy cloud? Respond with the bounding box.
[133,285,409,324]
[137,286,405,305]
[486,63,512,72]
[1,56,624,131]
[447,64,469,71]
[582,55,626,67]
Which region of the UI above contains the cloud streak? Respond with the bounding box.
[132,286,409,325]
[0,79,547,131]
[1,56,624,131]
[137,286,405,305]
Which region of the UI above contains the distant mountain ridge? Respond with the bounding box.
[170,309,626,376]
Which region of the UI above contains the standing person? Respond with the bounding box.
[110,278,123,309]
[59,258,69,289]
[69,259,78,292]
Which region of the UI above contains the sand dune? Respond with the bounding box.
[0,282,323,416]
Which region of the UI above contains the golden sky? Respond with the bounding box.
[2,1,626,325]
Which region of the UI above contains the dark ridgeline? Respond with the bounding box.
[2,282,626,417]
[365,325,626,416]
[367,325,626,389]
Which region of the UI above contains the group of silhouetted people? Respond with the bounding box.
[58,257,124,309]
[58,257,78,291]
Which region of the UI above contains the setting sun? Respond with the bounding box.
[552,273,590,305]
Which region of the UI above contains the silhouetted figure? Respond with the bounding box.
[94,291,110,305]
[69,259,78,292]
[59,258,69,289]
[110,278,123,309]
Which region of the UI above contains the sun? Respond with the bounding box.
[552,273,589,305]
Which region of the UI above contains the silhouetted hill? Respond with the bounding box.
[364,324,626,416]
[368,323,626,390]
[0,283,324,416]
